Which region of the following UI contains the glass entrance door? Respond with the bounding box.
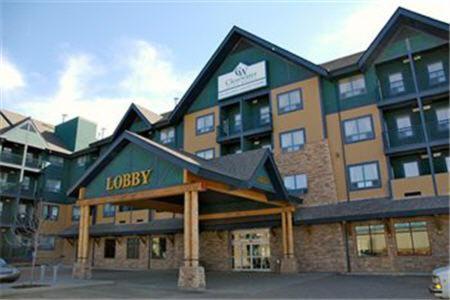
[232,229,271,271]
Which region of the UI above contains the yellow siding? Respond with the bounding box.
[183,106,219,155]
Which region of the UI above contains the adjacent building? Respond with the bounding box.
[0,7,448,281]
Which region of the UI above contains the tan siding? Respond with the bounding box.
[183,106,219,155]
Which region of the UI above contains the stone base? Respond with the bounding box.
[280,257,299,273]
[72,262,92,279]
[177,265,206,290]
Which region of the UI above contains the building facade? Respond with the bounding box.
[0,8,449,280]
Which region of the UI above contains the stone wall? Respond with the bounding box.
[274,140,338,207]
[200,231,232,271]
[294,224,347,272]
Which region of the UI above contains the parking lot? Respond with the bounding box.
[3,269,434,299]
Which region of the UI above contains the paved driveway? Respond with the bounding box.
[4,269,434,299]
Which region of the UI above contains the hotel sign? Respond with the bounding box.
[218,61,267,100]
[106,169,153,191]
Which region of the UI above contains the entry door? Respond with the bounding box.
[232,229,271,271]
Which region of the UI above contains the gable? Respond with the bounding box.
[1,120,47,149]
[112,104,154,139]
[376,25,447,63]
[188,38,316,113]
[84,142,184,199]
[252,162,275,193]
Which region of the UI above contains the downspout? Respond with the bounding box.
[405,38,439,196]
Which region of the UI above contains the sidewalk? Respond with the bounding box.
[0,266,113,298]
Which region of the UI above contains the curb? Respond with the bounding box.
[0,280,114,297]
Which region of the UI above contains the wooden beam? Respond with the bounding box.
[183,191,191,265]
[76,183,205,207]
[199,207,293,221]
[287,211,294,257]
[191,190,199,267]
[76,188,86,262]
[113,199,183,213]
[281,212,287,257]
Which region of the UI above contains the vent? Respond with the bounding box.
[404,191,422,197]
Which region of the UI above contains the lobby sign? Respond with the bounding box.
[218,61,267,100]
[106,168,152,191]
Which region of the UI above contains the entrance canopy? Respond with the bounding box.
[67,130,300,212]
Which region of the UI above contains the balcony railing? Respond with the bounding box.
[376,72,449,107]
[217,113,272,141]
[0,152,23,165]
[383,121,449,152]
[25,156,42,169]
[0,182,37,198]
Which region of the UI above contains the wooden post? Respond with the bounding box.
[73,187,92,279]
[281,212,288,257]
[286,211,294,258]
[183,191,192,266]
[76,188,86,263]
[190,190,199,268]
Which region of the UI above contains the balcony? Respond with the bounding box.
[0,182,37,199]
[217,113,272,143]
[383,121,449,154]
[0,152,42,171]
[376,70,449,109]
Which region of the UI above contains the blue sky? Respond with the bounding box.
[1,0,449,136]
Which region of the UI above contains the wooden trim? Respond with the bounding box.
[287,211,294,257]
[113,200,183,214]
[281,212,287,256]
[183,191,191,263]
[76,183,205,207]
[191,190,199,267]
[199,207,293,221]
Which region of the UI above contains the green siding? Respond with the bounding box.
[55,117,97,151]
[188,42,315,113]
[1,121,47,149]
[252,163,275,193]
[84,143,183,198]
[391,154,431,178]
[376,26,446,63]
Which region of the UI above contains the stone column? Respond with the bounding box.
[280,210,299,273]
[178,190,205,290]
[72,188,92,279]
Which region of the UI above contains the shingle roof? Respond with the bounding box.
[295,196,449,225]
[0,110,72,154]
[320,51,364,72]
[134,104,163,124]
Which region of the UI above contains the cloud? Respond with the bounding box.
[0,55,25,92]
[12,40,195,137]
[314,0,450,63]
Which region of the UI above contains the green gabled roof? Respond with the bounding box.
[0,117,48,150]
[67,130,297,203]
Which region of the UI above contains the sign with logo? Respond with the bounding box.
[218,61,267,100]
[106,169,152,191]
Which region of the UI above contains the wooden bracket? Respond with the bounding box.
[139,236,148,245]
[433,215,442,232]
[384,219,392,236]
[94,238,101,246]
[168,235,175,245]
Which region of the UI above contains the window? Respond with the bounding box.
[22,176,31,190]
[396,116,413,138]
[283,174,307,194]
[436,107,450,131]
[196,114,214,135]
[355,224,387,257]
[394,222,430,255]
[151,237,167,259]
[104,239,116,258]
[18,204,27,219]
[48,155,64,167]
[118,205,133,212]
[19,123,36,133]
[45,179,61,192]
[343,116,374,143]
[277,89,302,113]
[0,201,3,215]
[126,238,140,259]
[43,204,59,221]
[389,72,405,94]
[259,106,271,125]
[348,162,380,190]
[428,61,446,85]
[196,149,215,160]
[160,127,175,145]
[280,129,305,153]
[233,114,242,132]
[103,203,116,217]
[39,235,56,251]
[403,161,420,178]
[446,156,450,172]
[76,156,88,167]
[71,206,80,221]
[339,75,366,99]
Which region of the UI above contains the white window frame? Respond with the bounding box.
[277,89,302,113]
[396,115,413,138]
[196,149,215,160]
[339,75,366,99]
[389,72,405,94]
[343,116,374,143]
[428,61,446,85]
[160,127,175,145]
[283,174,307,193]
[196,114,214,135]
[280,129,305,153]
[348,162,380,190]
[403,161,420,178]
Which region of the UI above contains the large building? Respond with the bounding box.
[0,7,448,289]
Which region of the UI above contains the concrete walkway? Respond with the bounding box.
[3,268,434,299]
